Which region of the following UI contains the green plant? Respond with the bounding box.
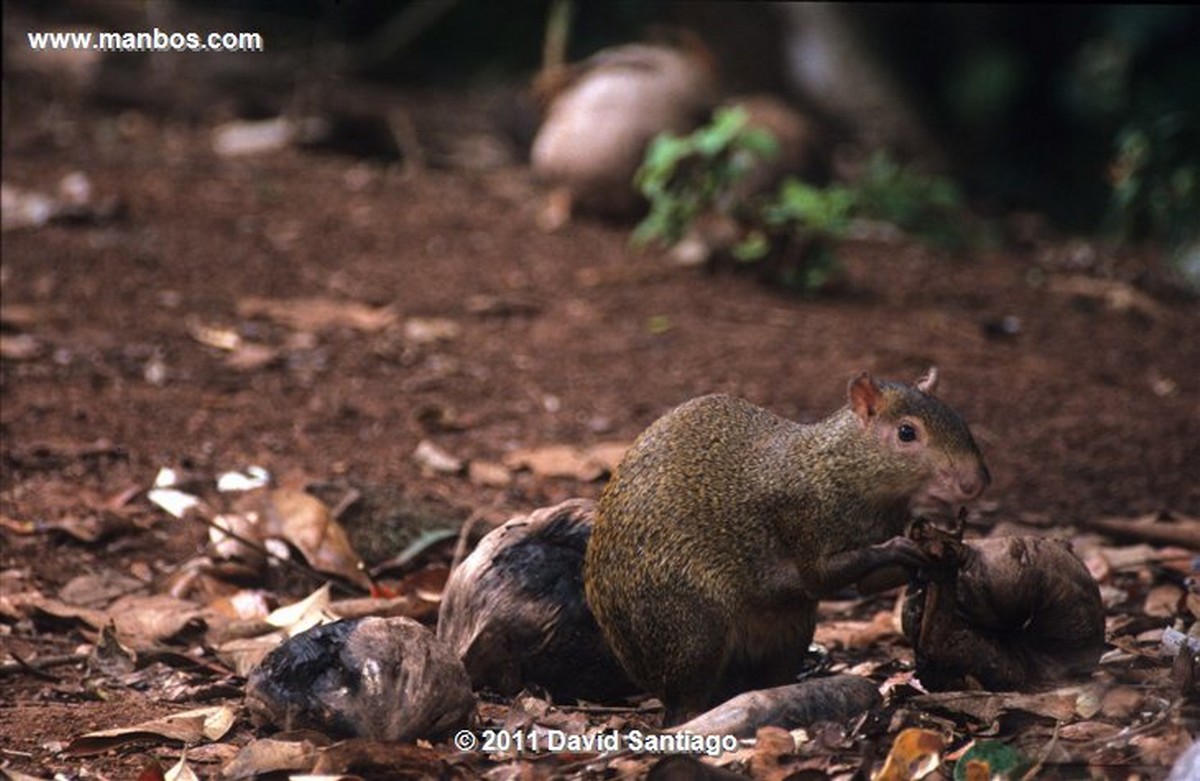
[1108,112,1200,272]
[852,152,974,250]
[634,110,979,292]
[632,106,778,248]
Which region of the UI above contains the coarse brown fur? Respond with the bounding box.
[584,369,989,721]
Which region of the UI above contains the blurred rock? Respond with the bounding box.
[531,40,718,218]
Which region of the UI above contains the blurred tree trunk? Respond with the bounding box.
[775,3,944,170]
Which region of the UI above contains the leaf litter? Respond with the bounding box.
[3,461,1198,779]
[2,39,1198,776]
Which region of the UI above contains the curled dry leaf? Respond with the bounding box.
[220,737,321,778]
[266,582,333,636]
[164,754,198,781]
[229,489,372,592]
[106,594,210,650]
[213,584,333,675]
[436,499,635,702]
[502,442,628,481]
[903,536,1105,691]
[872,728,944,781]
[66,705,236,757]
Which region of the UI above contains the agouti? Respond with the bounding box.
[584,369,990,722]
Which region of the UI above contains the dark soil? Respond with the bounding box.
[2,14,1198,779]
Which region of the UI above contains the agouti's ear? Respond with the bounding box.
[915,367,939,395]
[849,372,881,426]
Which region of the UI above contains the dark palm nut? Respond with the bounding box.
[902,536,1106,691]
[245,616,475,741]
[437,498,635,702]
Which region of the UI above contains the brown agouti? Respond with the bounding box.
[584,368,990,722]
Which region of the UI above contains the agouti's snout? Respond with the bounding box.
[959,464,990,501]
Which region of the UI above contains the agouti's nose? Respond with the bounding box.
[959,466,990,500]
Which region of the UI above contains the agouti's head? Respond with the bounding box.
[849,367,990,521]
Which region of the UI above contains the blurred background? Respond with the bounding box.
[6,1,1199,269]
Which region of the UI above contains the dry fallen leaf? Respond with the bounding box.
[404,317,462,344]
[212,585,334,675]
[163,753,199,781]
[220,737,321,778]
[214,634,288,678]
[1058,720,1123,742]
[814,610,898,650]
[237,296,397,333]
[872,727,944,781]
[467,460,512,488]
[266,582,334,637]
[231,489,373,591]
[224,342,281,372]
[1144,584,1184,618]
[502,442,629,481]
[106,594,209,649]
[749,726,798,781]
[59,571,147,608]
[0,333,42,360]
[66,705,236,756]
[912,688,1080,725]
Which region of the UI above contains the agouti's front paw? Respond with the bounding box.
[852,537,930,594]
[821,536,930,595]
[876,535,930,569]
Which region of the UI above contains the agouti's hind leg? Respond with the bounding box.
[647,598,732,725]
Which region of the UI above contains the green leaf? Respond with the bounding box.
[953,741,1029,781]
[733,231,770,261]
[739,128,781,160]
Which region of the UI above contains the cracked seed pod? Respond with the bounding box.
[437,498,635,702]
[902,536,1105,691]
[245,616,475,742]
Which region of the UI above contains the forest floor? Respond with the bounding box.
[2,24,1198,780]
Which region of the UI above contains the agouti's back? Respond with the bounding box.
[584,370,989,721]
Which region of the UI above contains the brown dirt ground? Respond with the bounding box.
[1,30,1198,781]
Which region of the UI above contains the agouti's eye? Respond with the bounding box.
[898,423,918,443]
